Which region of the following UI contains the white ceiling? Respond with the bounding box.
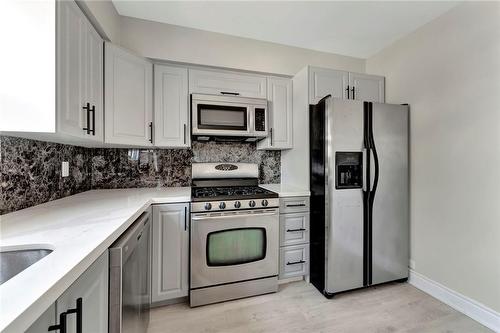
[112,1,458,59]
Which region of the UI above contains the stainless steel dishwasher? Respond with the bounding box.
[109,209,151,333]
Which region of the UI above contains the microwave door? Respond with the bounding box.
[193,101,251,136]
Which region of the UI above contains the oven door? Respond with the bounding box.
[192,99,252,136]
[190,208,279,289]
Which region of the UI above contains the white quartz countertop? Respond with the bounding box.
[0,187,191,333]
[259,184,310,197]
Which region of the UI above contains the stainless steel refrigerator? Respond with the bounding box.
[309,96,409,297]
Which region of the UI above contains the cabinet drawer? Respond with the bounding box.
[279,245,309,279]
[280,212,309,246]
[189,69,267,99]
[279,197,310,213]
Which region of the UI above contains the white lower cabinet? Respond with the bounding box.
[152,203,190,303]
[279,244,310,279]
[278,196,310,280]
[26,251,108,332]
[56,251,109,333]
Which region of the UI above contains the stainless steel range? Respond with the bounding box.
[190,163,279,307]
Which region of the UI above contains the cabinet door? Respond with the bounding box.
[280,212,310,247]
[57,0,87,138]
[189,69,267,98]
[25,303,56,333]
[308,67,349,104]
[154,65,190,148]
[348,72,385,103]
[257,77,293,150]
[85,21,103,142]
[279,244,309,279]
[56,251,108,333]
[104,43,153,146]
[152,204,189,302]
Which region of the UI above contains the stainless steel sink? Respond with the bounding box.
[0,248,53,285]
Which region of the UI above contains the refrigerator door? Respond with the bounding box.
[325,98,365,293]
[370,103,409,285]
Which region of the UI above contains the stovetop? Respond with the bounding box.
[191,186,278,202]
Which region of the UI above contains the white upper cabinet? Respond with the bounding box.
[308,67,349,104]
[57,0,103,142]
[348,72,385,103]
[104,43,153,146]
[258,77,293,150]
[189,69,267,99]
[154,65,190,148]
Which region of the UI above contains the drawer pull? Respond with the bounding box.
[286,204,306,207]
[286,260,306,265]
[286,228,306,232]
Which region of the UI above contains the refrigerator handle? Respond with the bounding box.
[362,148,368,192]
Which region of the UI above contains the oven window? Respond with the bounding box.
[206,228,266,266]
[198,104,247,130]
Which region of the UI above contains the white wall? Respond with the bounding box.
[366,2,500,313]
[119,16,364,76]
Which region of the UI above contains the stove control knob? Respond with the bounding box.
[204,203,212,211]
[219,202,226,209]
[262,199,269,207]
[249,200,256,208]
[234,201,241,208]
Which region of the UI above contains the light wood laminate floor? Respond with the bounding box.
[147,281,492,333]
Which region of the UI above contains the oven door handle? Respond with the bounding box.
[191,211,278,221]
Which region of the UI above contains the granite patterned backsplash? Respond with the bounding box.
[0,136,280,215]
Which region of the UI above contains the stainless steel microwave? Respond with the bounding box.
[191,94,268,140]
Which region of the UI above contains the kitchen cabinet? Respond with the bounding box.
[278,196,310,280]
[308,66,384,104]
[348,72,385,103]
[309,67,349,104]
[28,251,108,332]
[56,250,109,333]
[154,65,190,148]
[189,68,267,99]
[25,304,56,333]
[104,42,153,146]
[152,203,190,303]
[57,0,103,142]
[257,77,293,150]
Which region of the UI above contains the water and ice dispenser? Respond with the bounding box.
[335,152,363,189]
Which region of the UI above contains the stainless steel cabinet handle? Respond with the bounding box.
[220,91,240,96]
[184,206,187,231]
[286,228,306,232]
[346,85,350,99]
[192,211,277,221]
[286,260,306,265]
[270,128,273,146]
[286,203,306,207]
[82,103,91,134]
[351,86,355,100]
[183,124,187,145]
[149,122,153,144]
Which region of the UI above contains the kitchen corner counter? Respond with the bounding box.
[259,184,310,197]
[0,187,191,333]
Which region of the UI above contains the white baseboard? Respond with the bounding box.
[409,269,500,332]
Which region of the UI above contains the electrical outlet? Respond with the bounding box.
[409,259,416,270]
[62,161,69,177]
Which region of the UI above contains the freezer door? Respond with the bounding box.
[325,99,365,293]
[370,103,409,285]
